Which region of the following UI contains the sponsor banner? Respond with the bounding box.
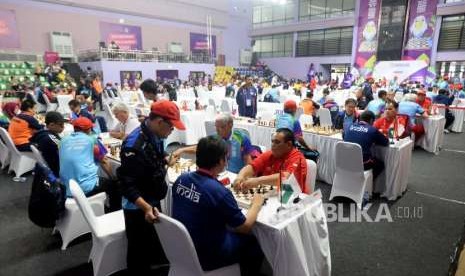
[190,32,216,57]
[402,0,439,84]
[373,60,428,83]
[100,22,142,50]
[353,0,382,78]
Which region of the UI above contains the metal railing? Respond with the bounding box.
[77,48,216,64]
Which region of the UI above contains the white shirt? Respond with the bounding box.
[113,116,139,136]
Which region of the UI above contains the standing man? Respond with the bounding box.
[117,100,185,275]
[236,75,258,118]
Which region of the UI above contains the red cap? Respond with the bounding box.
[72,117,93,131]
[284,100,297,112]
[150,100,186,130]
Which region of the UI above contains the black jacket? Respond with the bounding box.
[333,111,360,130]
[30,129,61,176]
[117,121,168,207]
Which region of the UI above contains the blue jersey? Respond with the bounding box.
[343,122,389,162]
[59,132,98,197]
[172,171,246,271]
[366,99,386,116]
[398,101,425,125]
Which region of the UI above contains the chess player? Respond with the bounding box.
[117,100,184,275]
[343,111,389,180]
[374,100,410,139]
[172,135,264,275]
[30,111,66,176]
[59,117,120,208]
[173,113,256,173]
[8,99,43,152]
[109,102,139,140]
[333,98,359,131]
[234,128,309,194]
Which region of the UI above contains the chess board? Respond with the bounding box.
[302,125,342,136]
[227,184,277,209]
[102,137,123,161]
[167,158,197,183]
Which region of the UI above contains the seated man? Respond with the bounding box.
[59,117,120,211]
[355,88,368,110]
[110,102,140,140]
[172,136,264,275]
[263,84,280,103]
[398,93,428,139]
[416,90,432,115]
[374,100,410,139]
[174,113,256,173]
[69,99,108,132]
[8,99,43,152]
[276,100,317,161]
[299,91,320,117]
[366,90,387,117]
[434,88,455,132]
[334,98,359,131]
[30,112,66,176]
[344,111,389,180]
[234,128,309,194]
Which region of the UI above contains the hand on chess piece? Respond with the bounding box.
[251,194,265,208]
[242,177,260,191]
[232,177,244,192]
[166,153,180,167]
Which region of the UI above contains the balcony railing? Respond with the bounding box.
[77,48,216,64]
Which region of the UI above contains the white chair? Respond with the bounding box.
[306,159,317,193]
[299,114,314,127]
[54,191,106,250]
[295,107,304,120]
[0,133,10,170]
[204,121,216,136]
[69,180,127,276]
[205,105,216,120]
[317,108,332,127]
[42,93,58,112]
[30,145,48,167]
[329,142,373,209]
[220,99,231,113]
[154,213,240,276]
[0,128,36,181]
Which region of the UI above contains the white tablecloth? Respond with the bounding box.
[102,158,332,276]
[252,191,331,276]
[451,106,465,133]
[233,121,413,200]
[373,139,414,200]
[416,115,445,154]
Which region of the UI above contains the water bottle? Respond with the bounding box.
[388,127,395,144]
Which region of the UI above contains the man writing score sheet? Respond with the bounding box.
[233,128,309,194]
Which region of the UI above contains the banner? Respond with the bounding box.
[43,51,60,64]
[353,0,382,78]
[372,60,428,83]
[156,70,179,80]
[190,33,216,57]
[100,22,142,50]
[402,0,439,84]
[0,9,20,49]
[120,71,142,89]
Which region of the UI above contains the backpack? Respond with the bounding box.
[28,163,66,228]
